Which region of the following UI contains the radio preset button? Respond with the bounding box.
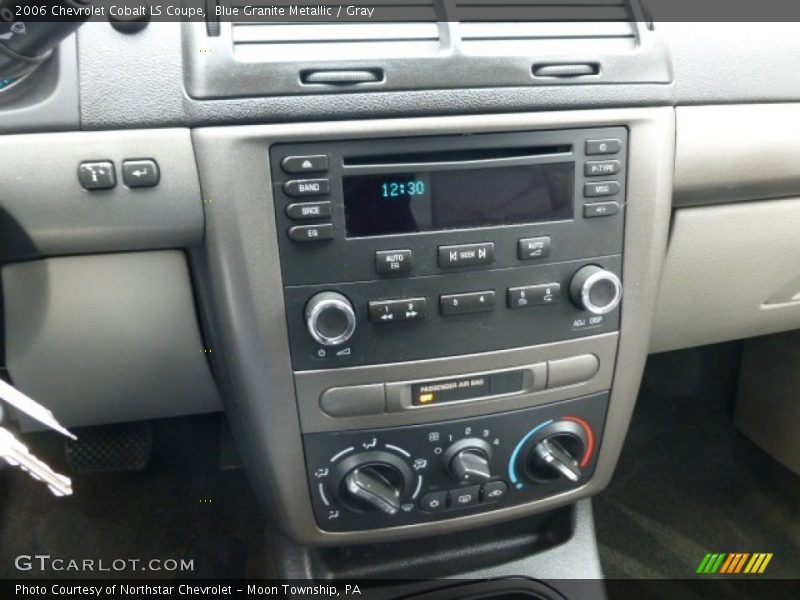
[584,160,621,177]
[376,249,413,275]
[283,178,330,197]
[518,236,551,260]
[440,291,495,316]
[585,139,621,155]
[507,283,561,308]
[281,155,329,174]
[368,298,427,323]
[584,181,620,197]
[288,223,333,242]
[286,201,332,220]
[438,242,495,268]
[584,201,620,218]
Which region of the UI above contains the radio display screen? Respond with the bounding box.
[342,163,574,238]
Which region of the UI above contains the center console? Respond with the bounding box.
[270,128,626,532]
[191,107,674,545]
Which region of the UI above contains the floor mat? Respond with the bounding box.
[594,342,800,581]
[0,414,274,579]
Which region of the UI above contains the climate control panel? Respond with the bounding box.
[303,393,607,531]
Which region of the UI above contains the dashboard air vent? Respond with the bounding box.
[230,0,441,62]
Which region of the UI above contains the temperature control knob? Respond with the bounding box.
[305,291,357,346]
[519,420,591,483]
[569,265,622,315]
[443,438,492,482]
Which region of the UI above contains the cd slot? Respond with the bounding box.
[344,144,572,168]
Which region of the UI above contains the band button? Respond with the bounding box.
[283,178,330,197]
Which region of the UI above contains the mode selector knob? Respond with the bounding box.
[443,438,492,482]
[343,465,402,515]
[305,291,357,346]
[569,265,623,315]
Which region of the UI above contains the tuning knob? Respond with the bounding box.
[443,438,492,482]
[569,265,622,315]
[305,291,357,346]
[343,465,403,515]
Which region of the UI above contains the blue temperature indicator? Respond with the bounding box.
[381,180,426,198]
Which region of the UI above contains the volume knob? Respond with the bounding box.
[569,265,622,315]
[305,292,357,346]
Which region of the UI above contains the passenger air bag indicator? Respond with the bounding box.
[412,371,523,405]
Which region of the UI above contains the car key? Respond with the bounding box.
[0,379,76,440]
[0,427,73,496]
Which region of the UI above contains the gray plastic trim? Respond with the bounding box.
[736,331,800,475]
[191,106,675,545]
[0,128,204,260]
[651,198,800,353]
[296,334,616,433]
[183,20,671,99]
[674,104,800,207]
[3,251,222,431]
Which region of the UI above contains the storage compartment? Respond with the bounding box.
[651,198,800,352]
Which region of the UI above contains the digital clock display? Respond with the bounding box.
[380,179,427,198]
[342,163,574,238]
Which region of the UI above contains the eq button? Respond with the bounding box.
[288,223,333,242]
[438,242,495,268]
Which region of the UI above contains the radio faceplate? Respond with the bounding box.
[271,128,627,371]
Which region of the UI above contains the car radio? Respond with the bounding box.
[270,127,628,371]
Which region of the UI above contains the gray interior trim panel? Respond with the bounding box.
[76,23,674,132]
[0,128,204,260]
[296,333,617,433]
[3,251,222,431]
[651,198,800,353]
[192,106,675,545]
[674,104,800,207]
